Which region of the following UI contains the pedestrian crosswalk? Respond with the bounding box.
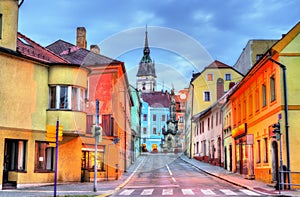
[117,188,261,196]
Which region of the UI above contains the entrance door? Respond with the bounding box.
[229,144,232,171]
[217,137,221,166]
[3,142,10,184]
[2,139,26,185]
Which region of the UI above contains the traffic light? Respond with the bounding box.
[272,122,281,140]
[92,125,102,142]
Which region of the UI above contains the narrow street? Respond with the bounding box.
[113,154,262,196]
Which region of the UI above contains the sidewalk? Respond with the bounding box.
[0,156,146,197]
[180,155,300,197]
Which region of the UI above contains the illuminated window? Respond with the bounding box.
[81,151,104,171]
[35,141,54,172]
[207,73,213,81]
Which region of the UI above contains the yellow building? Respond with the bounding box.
[186,60,243,158]
[228,22,300,188]
[0,0,88,189]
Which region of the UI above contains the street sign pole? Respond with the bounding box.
[54,117,59,197]
[94,100,99,192]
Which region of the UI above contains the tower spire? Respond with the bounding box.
[145,25,149,48]
[136,25,157,93]
[141,25,151,63]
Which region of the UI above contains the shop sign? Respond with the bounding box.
[232,123,247,138]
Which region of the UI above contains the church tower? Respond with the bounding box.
[136,26,156,93]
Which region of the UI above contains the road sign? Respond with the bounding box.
[46,124,63,142]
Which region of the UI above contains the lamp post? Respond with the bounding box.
[93,100,101,192]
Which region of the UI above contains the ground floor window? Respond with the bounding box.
[81,151,105,171]
[4,139,27,172]
[35,141,55,172]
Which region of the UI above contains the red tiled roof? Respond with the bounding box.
[174,89,188,102]
[17,32,68,63]
[141,92,170,108]
[206,60,231,68]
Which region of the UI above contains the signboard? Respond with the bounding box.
[232,123,247,138]
[46,125,63,142]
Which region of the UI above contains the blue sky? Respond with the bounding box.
[18,0,300,90]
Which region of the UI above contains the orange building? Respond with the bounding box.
[228,22,300,188]
[47,28,133,181]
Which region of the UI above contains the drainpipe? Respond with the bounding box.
[190,83,194,159]
[268,57,291,189]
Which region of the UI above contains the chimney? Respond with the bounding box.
[90,44,100,54]
[0,0,19,51]
[76,27,87,49]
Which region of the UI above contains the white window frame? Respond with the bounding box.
[225,73,232,81]
[50,85,85,111]
[203,91,211,101]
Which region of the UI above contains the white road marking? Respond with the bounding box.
[201,189,216,195]
[182,189,195,195]
[172,177,176,182]
[240,189,261,196]
[162,188,173,195]
[141,189,154,195]
[220,189,238,195]
[166,164,176,183]
[119,189,134,195]
[166,164,173,176]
